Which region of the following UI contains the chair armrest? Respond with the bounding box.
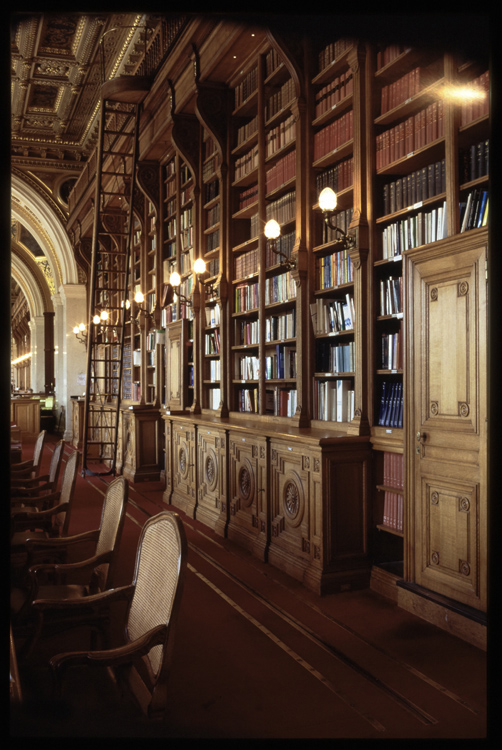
[11,494,63,518]
[35,583,135,614]
[11,460,34,472]
[25,529,100,551]
[29,550,113,586]
[50,622,166,676]
[11,473,50,487]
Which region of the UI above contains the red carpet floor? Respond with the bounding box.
[10,433,489,738]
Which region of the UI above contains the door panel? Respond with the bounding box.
[406,233,487,612]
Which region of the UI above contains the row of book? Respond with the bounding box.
[265,149,296,193]
[313,109,354,162]
[314,68,353,119]
[206,229,220,253]
[266,113,296,158]
[380,66,425,115]
[311,294,354,335]
[316,247,353,289]
[460,139,489,184]
[266,190,296,226]
[234,281,259,312]
[234,144,258,182]
[208,359,220,382]
[238,184,258,211]
[264,270,297,305]
[269,387,297,417]
[266,77,295,122]
[204,304,220,327]
[459,71,489,126]
[460,189,488,233]
[380,331,403,371]
[382,160,445,217]
[378,380,403,428]
[316,340,355,374]
[317,39,353,73]
[376,101,444,170]
[234,247,258,279]
[322,207,354,246]
[165,196,176,217]
[205,330,221,355]
[265,229,295,268]
[204,179,219,204]
[207,387,221,410]
[376,44,409,72]
[238,354,259,380]
[234,66,258,110]
[379,276,402,316]
[205,203,220,228]
[313,378,355,422]
[265,309,296,341]
[235,114,258,149]
[383,451,404,489]
[265,48,282,78]
[382,492,403,532]
[237,387,258,414]
[316,157,354,196]
[382,201,447,257]
[235,319,259,346]
[265,345,297,380]
[202,152,221,183]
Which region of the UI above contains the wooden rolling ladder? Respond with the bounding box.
[81,76,150,476]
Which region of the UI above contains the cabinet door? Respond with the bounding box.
[405,233,487,611]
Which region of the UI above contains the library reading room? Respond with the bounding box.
[8,11,497,739]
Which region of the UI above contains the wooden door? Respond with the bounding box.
[405,231,487,612]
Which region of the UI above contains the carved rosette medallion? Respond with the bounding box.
[459,497,470,512]
[458,281,469,296]
[431,287,438,301]
[431,551,439,565]
[284,481,299,518]
[179,446,188,478]
[430,401,439,416]
[459,560,471,576]
[205,449,219,491]
[431,491,439,505]
[458,402,470,418]
[238,462,254,508]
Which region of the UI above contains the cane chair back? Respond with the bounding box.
[125,511,187,716]
[93,476,129,591]
[10,430,46,478]
[54,449,80,536]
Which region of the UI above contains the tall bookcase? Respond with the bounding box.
[83,21,486,631]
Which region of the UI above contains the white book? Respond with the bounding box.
[336,379,349,422]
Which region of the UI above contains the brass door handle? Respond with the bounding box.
[416,431,426,456]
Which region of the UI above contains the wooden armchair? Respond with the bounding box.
[10,430,46,481]
[47,511,187,721]
[11,449,80,545]
[11,439,65,510]
[11,476,129,657]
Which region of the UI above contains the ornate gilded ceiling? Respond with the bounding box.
[11,12,145,169]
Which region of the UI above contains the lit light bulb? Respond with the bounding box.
[134,291,145,304]
[93,314,100,325]
[193,258,206,275]
[170,271,181,287]
[265,219,281,240]
[319,187,337,212]
[100,310,108,321]
[78,323,85,332]
[73,325,79,334]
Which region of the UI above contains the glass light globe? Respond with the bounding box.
[93,314,100,325]
[78,323,86,332]
[73,325,79,334]
[100,310,108,320]
[170,271,181,287]
[193,258,206,275]
[319,187,337,212]
[265,219,281,240]
[134,291,145,304]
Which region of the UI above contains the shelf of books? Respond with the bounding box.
[311,39,356,428]
[201,130,223,413]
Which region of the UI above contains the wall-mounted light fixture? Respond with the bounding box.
[131,291,155,324]
[265,219,297,270]
[73,322,88,346]
[318,187,357,251]
[167,257,218,306]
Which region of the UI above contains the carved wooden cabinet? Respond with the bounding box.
[11,397,41,441]
[227,427,268,560]
[120,406,162,482]
[404,229,487,615]
[268,433,372,594]
[196,423,228,536]
[169,416,197,517]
